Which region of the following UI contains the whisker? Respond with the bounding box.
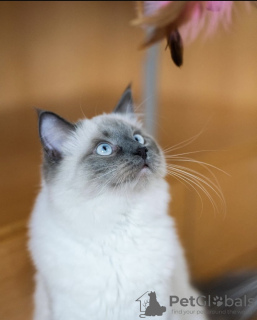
[166,154,227,215]
[134,95,153,112]
[168,170,191,191]
[165,156,229,176]
[166,170,204,214]
[167,164,225,207]
[86,166,118,184]
[93,172,117,196]
[167,168,219,213]
[167,162,226,214]
[113,171,126,193]
[163,129,205,154]
[165,150,216,157]
[79,103,86,118]
[163,117,213,154]
[167,164,224,196]
[169,157,227,216]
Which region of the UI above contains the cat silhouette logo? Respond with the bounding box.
[136,291,166,318]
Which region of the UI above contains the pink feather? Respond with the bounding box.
[143,1,234,43]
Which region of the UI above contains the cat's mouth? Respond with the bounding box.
[141,161,151,172]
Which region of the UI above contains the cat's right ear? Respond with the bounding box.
[37,109,75,161]
[113,84,134,115]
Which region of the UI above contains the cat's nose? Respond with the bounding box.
[134,147,148,160]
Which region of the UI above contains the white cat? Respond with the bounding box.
[29,86,207,320]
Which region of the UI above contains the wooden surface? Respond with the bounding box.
[1,2,257,320]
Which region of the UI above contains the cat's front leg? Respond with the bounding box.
[33,273,51,320]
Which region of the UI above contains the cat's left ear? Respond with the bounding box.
[113,84,134,114]
[37,109,75,161]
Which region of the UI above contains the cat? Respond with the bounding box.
[28,86,207,320]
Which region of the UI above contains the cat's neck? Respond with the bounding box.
[39,178,170,243]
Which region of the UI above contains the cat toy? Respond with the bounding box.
[132,1,257,67]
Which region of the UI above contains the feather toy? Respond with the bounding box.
[132,1,257,67]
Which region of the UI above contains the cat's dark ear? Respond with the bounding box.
[37,109,75,161]
[113,84,134,114]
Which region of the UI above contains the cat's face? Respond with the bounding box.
[38,86,166,195]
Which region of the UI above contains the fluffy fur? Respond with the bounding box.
[29,87,206,320]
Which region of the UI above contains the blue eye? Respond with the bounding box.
[96,143,113,156]
[133,134,144,145]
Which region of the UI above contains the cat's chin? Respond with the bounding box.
[141,165,150,173]
[138,163,152,177]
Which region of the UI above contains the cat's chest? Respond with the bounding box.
[39,216,176,293]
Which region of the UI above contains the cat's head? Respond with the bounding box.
[37,86,166,196]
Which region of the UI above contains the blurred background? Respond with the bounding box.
[1,2,257,319]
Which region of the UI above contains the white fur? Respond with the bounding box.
[29,113,207,320]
